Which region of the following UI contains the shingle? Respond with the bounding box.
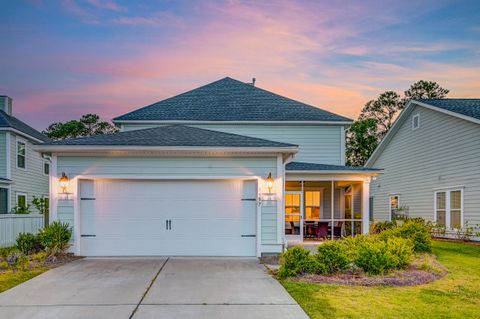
[285,161,382,171]
[416,99,480,121]
[45,125,298,148]
[0,110,49,142]
[114,77,352,122]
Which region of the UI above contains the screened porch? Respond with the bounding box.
[284,180,367,241]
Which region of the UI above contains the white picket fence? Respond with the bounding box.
[0,214,44,248]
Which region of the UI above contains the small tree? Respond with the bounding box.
[346,118,379,166]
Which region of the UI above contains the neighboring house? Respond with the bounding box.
[35,77,380,257]
[0,96,50,215]
[366,99,480,234]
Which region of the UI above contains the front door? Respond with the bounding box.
[285,191,303,241]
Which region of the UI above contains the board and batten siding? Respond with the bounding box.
[122,123,345,165]
[55,155,280,251]
[369,104,480,227]
[9,133,49,214]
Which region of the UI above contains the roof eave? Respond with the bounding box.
[286,169,383,176]
[0,127,47,144]
[112,120,353,125]
[33,144,299,154]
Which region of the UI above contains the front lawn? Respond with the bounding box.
[0,269,47,293]
[282,240,480,318]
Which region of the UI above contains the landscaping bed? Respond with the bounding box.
[294,254,447,287]
[0,221,75,293]
[276,219,446,287]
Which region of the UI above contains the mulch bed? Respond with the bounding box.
[292,261,447,287]
[1,253,82,274]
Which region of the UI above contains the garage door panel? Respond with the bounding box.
[80,179,257,256]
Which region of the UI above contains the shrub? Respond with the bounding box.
[0,246,19,259]
[397,219,432,252]
[315,241,351,274]
[377,219,432,253]
[370,221,396,234]
[10,204,31,214]
[278,247,319,279]
[16,232,42,255]
[38,221,72,256]
[354,237,413,275]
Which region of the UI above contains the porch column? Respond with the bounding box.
[331,180,334,240]
[362,178,371,234]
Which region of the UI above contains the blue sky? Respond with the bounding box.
[0,0,479,129]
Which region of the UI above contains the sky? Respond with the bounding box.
[0,0,479,130]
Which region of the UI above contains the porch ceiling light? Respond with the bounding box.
[59,172,69,193]
[266,172,274,193]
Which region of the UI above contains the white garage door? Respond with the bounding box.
[79,179,257,256]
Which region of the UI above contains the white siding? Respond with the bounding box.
[0,133,6,178]
[10,133,49,214]
[55,155,280,252]
[370,105,480,227]
[122,123,344,165]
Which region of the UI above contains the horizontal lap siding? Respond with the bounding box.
[0,133,6,178]
[123,124,344,165]
[10,134,49,213]
[370,105,480,226]
[57,156,277,178]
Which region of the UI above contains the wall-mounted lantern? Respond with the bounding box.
[266,172,274,194]
[59,172,69,194]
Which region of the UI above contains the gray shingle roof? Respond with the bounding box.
[286,161,382,172]
[416,99,480,121]
[44,125,298,148]
[114,77,352,122]
[0,111,49,142]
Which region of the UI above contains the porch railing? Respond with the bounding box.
[0,214,44,248]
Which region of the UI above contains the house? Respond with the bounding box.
[35,77,381,257]
[366,99,480,234]
[0,96,50,216]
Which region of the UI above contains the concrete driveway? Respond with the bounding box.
[0,258,308,319]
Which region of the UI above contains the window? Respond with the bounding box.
[0,188,8,214]
[435,189,463,229]
[43,162,50,175]
[412,114,420,130]
[16,193,27,208]
[305,191,321,220]
[16,139,26,169]
[389,195,400,220]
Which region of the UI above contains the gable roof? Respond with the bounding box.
[113,77,352,123]
[365,98,480,167]
[38,125,298,151]
[414,99,480,122]
[0,110,49,143]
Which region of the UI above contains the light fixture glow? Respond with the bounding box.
[59,172,69,193]
[266,172,274,193]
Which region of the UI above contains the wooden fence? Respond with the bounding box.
[0,214,44,248]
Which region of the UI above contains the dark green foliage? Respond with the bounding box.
[43,114,118,140]
[370,221,396,234]
[315,241,350,274]
[16,233,42,255]
[37,221,72,256]
[278,247,319,279]
[378,219,432,252]
[355,237,413,275]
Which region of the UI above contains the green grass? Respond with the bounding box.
[0,269,47,293]
[282,241,480,318]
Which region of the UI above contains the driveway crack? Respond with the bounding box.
[129,257,169,319]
